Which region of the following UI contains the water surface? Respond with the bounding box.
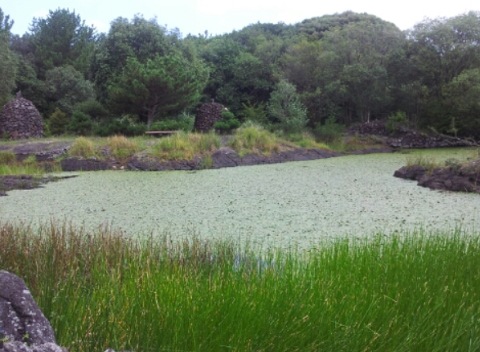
[1,148,479,248]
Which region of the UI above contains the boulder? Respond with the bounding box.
[0,271,56,346]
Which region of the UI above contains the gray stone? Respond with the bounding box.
[0,271,56,346]
[0,98,43,140]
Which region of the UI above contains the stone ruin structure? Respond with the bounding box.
[0,93,43,140]
[194,101,224,132]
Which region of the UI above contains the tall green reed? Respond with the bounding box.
[1,222,480,352]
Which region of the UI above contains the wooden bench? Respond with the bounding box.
[145,131,180,137]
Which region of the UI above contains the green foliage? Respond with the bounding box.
[2,223,480,352]
[149,119,190,132]
[68,137,96,158]
[0,9,17,106]
[267,79,308,133]
[73,100,108,120]
[315,116,345,142]
[405,155,441,174]
[386,111,408,133]
[106,135,139,159]
[45,65,95,114]
[48,109,69,135]
[29,8,96,78]
[240,101,269,126]
[108,54,208,127]
[228,123,279,154]
[94,115,147,137]
[214,111,241,133]
[67,111,93,136]
[152,132,220,160]
[0,151,16,164]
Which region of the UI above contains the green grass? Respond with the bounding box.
[151,132,221,160]
[1,222,480,352]
[68,137,96,158]
[228,124,280,155]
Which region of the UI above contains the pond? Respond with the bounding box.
[1,148,480,249]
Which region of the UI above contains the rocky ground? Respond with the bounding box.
[0,174,76,196]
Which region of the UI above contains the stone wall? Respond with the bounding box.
[0,97,43,139]
[194,102,224,132]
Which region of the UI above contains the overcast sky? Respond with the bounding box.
[2,0,479,37]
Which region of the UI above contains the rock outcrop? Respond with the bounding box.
[194,102,224,132]
[394,160,480,194]
[0,97,43,140]
[0,271,65,352]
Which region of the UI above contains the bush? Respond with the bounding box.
[315,116,345,142]
[386,111,408,133]
[94,115,147,137]
[267,79,308,134]
[150,120,189,132]
[67,111,93,136]
[240,101,269,126]
[49,109,70,135]
[73,100,108,120]
[214,111,241,133]
[69,137,96,158]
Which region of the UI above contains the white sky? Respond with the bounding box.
[2,0,479,36]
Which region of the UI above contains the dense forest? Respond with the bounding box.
[1,8,480,137]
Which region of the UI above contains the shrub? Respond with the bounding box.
[67,111,93,136]
[106,135,139,159]
[69,137,96,158]
[0,151,16,164]
[267,79,308,134]
[73,100,108,120]
[49,109,69,135]
[386,111,408,133]
[94,115,147,137]
[214,111,241,133]
[315,116,345,142]
[240,101,269,126]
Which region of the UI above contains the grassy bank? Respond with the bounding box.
[1,222,480,351]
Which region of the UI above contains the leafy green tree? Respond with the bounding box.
[29,8,96,78]
[108,54,208,127]
[0,8,17,105]
[267,79,308,133]
[90,15,176,103]
[44,65,95,114]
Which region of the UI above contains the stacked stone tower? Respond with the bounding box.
[0,93,43,139]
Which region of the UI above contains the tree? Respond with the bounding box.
[267,79,308,133]
[0,8,17,105]
[90,15,176,103]
[108,54,208,127]
[44,65,95,114]
[29,8,96,78]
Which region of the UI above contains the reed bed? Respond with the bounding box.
[1,222,480,352]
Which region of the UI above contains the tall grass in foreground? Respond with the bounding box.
[1,223,480,352]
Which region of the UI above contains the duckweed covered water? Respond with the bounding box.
[1,148,480,248]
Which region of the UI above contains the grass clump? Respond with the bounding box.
[68,137,96,158]
[228,123,279,155]
[152,132,220,160]
[2,222,480,352]
[0,151,16,164]
[284,132,330,149]
[406,155,442,173]
[106,135,139,160]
